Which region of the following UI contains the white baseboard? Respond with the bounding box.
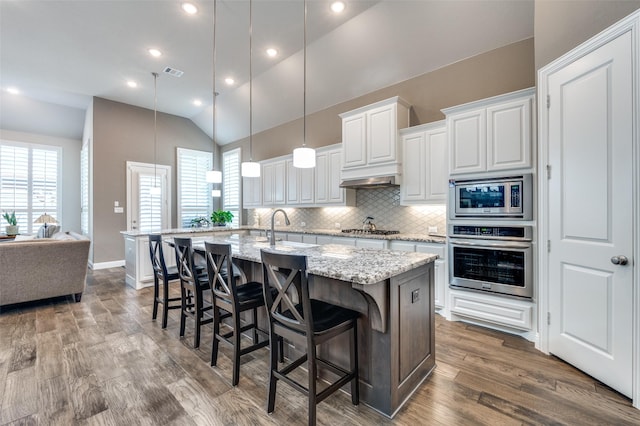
[90,260,125,270]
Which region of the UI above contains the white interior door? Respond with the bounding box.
[547,30,633,397]
[126,161,171,232]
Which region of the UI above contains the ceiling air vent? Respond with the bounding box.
[163,67,184,77]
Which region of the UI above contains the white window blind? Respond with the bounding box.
[0,141,60,234]
[138,173,163,232]
[177,148,212,227]
[222,148,241,227]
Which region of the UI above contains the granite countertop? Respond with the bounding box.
[122,226,446,244]
[184,234,438,285]
[247,227,447,244]
[121,226,239,237]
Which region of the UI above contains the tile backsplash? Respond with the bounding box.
[246,187,447,234]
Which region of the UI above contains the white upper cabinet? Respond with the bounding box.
[243,174,262,207]
[443,88,534,176]
[315,145,355,206]
[286,159,314,205]
[400,120,447,205]
[342,114,367,168]
[448,109,486,175]
[486,97,532,171]
[340,97,410,181]
[262,159,286,206]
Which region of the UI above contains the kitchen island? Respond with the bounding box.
[189,234,438,418]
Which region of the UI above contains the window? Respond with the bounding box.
[138,173,163,232]
[0,141,60,234]
[177,148,213,227]
[222,148,241,227]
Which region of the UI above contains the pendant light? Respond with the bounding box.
[292,0,316,168]
[207,0,222,197]
[149,72,162,195]
[241,0,260,178]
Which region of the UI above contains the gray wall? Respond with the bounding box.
[534,0,640,70]
[92,98,216,264]
[222,38,536,161]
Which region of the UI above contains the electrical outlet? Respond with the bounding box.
[428,226,438,234]
[276,220,281,226]
[334,222,341,229]
[411,289,420,303]
[300,222,306,227]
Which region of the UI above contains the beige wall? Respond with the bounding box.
[222,38,535,161]
[535,0,640,70]
[92,98,216,264]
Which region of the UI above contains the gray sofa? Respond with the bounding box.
[0,232,91,307]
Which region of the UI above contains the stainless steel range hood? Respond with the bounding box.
[339,176,399,189]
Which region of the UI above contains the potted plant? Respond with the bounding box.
[210,210,233,227]
[190,216,210,228]
[2,211,19,236]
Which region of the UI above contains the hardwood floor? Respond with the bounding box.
[1,267,639,425]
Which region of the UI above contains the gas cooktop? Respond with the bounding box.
[341,229,400,235]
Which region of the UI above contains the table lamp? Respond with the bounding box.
[34,213,57,233]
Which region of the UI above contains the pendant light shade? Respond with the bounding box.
[292,0,316,169]
[293,147,316,168]
[241,0,260,178]
[208,0,222,195]
[206,170,222,183]
[241,161,260,177]
[149,185,162,196]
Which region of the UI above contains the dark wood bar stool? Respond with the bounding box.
[174,237,212,348]
[204,242,272,386]
[260,250,360,426]
[148,234,181,328]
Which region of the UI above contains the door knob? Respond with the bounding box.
[611,255,629,266]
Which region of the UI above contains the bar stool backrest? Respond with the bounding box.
[204,242,236,301]
[149,234,168,280]
[174,237,197,287]
[261,250,313,336]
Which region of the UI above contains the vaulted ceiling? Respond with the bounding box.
[0,0,534,144]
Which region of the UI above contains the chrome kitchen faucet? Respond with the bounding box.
[270,209,291,246]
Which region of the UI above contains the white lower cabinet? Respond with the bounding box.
[331,236,357,247]
[448,290,533,331]
[356,238,387,250]
[301,235,317,244]
[316,235,333,245]
[390,241,447,310]
[286,233,303,243]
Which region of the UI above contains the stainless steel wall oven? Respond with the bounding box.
[448,224,533,299]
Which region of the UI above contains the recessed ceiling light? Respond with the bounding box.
[6,87,20,95]
[127,81,138,88]
[181,2,198,15]
[193,99,202,106]
[266,48,278,57]
[331,1,345,13]
[148,48,162,57]
[224,77,235,85]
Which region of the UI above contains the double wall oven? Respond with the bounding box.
[448,224,533,298]
[448,174,534,299]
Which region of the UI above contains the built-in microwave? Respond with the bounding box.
[449,174,532,220]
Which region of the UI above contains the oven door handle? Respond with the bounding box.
[450,239,532,249]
